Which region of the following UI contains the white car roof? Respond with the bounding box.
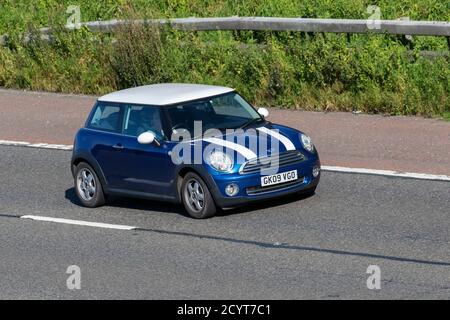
[98,83,235,106]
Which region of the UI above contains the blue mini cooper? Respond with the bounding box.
[71,83,320,218]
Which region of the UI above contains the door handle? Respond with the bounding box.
[112,143,124,150]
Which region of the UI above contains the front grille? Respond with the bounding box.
[246,177,305,195]
[240,150,304,174]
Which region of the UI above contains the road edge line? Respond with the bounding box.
[0,140,72,150]
[322,165,450,182]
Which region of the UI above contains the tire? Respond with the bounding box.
[181,172,217,219]
[74,162,106,208]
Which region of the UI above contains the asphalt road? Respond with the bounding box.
[0,145,449,299]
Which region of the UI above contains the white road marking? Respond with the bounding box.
[0,140,72,150]
[1,139,450,182]
[322,166,450,182]
[20,215,136,230]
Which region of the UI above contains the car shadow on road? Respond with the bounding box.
[65,187,315,218]
[64,187,188,216]
[218,191,315,217]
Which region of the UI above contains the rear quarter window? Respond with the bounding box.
[88,103,122,132]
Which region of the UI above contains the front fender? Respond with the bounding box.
[173,164,220,204]
[71,151,109,192]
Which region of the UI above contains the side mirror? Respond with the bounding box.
[258,107,269,118]
[137,131,160,146]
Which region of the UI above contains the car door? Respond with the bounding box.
[117,105,171,196]
[86,102,127,189]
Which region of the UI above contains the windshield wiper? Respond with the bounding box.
[240,117,264,130]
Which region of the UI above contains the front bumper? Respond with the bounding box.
[206,157,321,208]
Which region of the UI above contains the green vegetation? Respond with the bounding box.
[0,1,449,117]
[443,112,450,121]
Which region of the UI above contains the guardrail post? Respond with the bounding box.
[0,35,7,46]
[447,37,450,51]
[400,35,414,49]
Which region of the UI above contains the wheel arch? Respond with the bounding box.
[175,165,219,205]
[71,153,108,192]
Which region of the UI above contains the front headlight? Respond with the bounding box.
[208,151,234,172]
[301,134,314,152]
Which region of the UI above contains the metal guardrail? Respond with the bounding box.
[1,17,449,45]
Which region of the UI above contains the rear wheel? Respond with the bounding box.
[74,162,106,208]
[181,172,217,219]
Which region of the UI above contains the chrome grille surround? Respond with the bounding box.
[239,150,305,175]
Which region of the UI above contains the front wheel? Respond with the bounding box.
[74,162,106,208]
[181,172,217,219]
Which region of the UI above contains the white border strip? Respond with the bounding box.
[0,140,72,150]
[21,215,136,230]
[322,165,450,182]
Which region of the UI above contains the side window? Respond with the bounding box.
[123,105,164,139]
[89,104,122,132]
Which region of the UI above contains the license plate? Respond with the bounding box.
[261,170,298,187]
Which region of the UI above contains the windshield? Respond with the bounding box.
[166,92,263,138]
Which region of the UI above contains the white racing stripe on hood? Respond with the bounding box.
[257,127,296,151]
[203,137,257,160]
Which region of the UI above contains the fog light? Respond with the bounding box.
[312,165,320,178]
[225,184,239,197]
